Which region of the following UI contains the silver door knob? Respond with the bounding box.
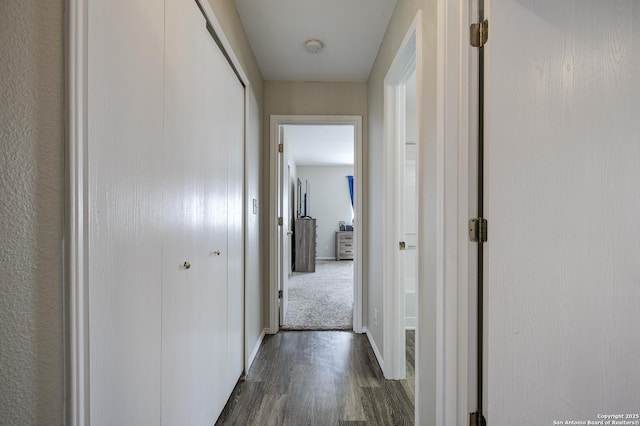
[213,250,221,256]
[399,241,406,251]
[183,261,191,269]
[286,231,293,236]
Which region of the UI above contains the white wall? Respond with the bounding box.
[0,1,65,423]
[297,166,355,260]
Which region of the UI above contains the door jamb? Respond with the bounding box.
[268,115,364,334]
[382,2,474,423]
[382,12,420,382]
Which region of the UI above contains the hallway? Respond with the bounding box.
[216,331,415,425]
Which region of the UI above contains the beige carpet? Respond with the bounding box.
[281,260,354,330]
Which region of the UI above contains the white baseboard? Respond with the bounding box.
[365,327,384,373]
[246,328,267,372]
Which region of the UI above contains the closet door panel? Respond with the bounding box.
[161,0,225,424]
[162,0,245,423]
[87,0,164,424]
[201,22,231,422]
[221,63,245,396]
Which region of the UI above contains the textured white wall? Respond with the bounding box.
[297,166,355,259]
[0,0,65,424]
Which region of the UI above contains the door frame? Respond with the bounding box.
[382,13,419,381]
[66,1,252,423]
[382,2,475,423]
[268,115,364,334]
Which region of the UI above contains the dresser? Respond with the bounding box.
[295,218,316,272]
[335,231,354,260]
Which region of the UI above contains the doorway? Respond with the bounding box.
[382,16,420,382]
[269,116,364,334]
[281,124,355,330]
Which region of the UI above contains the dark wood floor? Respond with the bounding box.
[216,330,415,426]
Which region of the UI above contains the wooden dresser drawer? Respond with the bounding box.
[335,231,354,260]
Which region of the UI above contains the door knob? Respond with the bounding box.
[213,250,221,256]
[183,261,191,269]
[286,231,293,236]
[399,241,406,251]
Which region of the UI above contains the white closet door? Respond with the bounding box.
[484,1,640,424]
[87,0,164,424]
[162,0,244,423]
[162,0,225,424]
[200,11,245,418]
[222,61,245,396]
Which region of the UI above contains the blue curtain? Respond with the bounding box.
[347,175,354,208]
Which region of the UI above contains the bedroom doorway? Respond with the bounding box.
[269,115,363,334]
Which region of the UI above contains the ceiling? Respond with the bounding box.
[284,125,354,166]
[233,0,398,81]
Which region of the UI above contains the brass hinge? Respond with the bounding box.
[278,290,283,299]
[470,411,487,426]
[469,218,488,243]
[278,143,284,153]
[470,20,489,48]
[278,217,283,226]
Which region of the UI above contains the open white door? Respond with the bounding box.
[277,126,289,326]
[484,1,640,423]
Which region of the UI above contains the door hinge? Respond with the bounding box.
[278,143,284,153]
[470,412,487,426]
[278,217,283,226]
[470,20,489,48]
[469,218,488,243]
[278,290,283,299]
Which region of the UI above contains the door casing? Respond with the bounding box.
[268,115,364,333]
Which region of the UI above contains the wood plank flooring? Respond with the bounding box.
[216,330,415,425]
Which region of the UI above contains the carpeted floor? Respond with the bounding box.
[282,260,354,330]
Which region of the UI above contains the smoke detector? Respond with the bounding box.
[304,39,324,54]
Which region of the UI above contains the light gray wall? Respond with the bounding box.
[367,0,438,423]
[297,166,355,259]
[0,0,65,424]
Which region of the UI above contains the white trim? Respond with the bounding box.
[195,0,249,87]
[269,115,364,334]
[365,328,385,372]
[67,0,89,424]
[245,328,267,373]
[382,12,421,382]
[435,0,472,424]
[455,0,474,423]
